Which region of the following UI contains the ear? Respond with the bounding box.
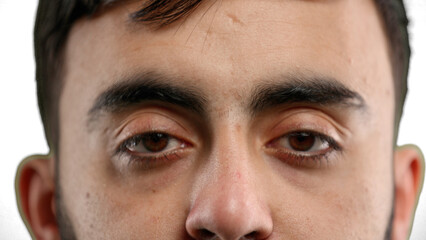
[392,145,424,240]
[15,155,59,240]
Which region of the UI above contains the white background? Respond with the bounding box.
[0,0,425,239]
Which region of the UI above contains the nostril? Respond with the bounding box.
[244,231,259,240]
[198,228,216,239]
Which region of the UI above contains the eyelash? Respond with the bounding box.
[116,132,188,169]
[265,131,342,168]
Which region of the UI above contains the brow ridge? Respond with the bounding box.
[249,76,367,115]
[87,72,207,127]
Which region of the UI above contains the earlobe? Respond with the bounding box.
[16,155,59,240]
[392,145,425,240]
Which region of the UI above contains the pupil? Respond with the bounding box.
[289,132,315,151]
[142,133,169,152]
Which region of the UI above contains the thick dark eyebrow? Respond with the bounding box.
[88,72,206,125]
[249,76,367,115]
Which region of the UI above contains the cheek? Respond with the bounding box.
[331,140,394,236]
[64,182,189,239]
[58,115,194,239]
[268,177,393,239]
[60,156,193,239]
[265,137,394,238]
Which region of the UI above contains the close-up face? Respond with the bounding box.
[59,0,394,239]
[15,0,424,239]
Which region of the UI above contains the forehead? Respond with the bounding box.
[62,0,393,119]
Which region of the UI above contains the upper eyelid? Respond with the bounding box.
[112,112,200,152]
[265,109,351,142]
[113,110,193,138]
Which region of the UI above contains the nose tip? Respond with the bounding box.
[186,205,273,240]
[185,173,273,240]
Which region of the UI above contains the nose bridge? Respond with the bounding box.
[213,119,252,171]
[185,124,273,239]
[206,152,253,220]
[207,122,255,209]
[199,122,257,218]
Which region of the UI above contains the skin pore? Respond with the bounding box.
[17,0,423,239]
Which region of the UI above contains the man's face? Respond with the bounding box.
[59,0,395,238]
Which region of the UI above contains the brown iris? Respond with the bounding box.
[141,133,169,152]
[288,132,315,151]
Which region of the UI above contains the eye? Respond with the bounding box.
[123,132,185,154]
[115,131,192,170]
[280,132,329,153]
[266,131,341,168]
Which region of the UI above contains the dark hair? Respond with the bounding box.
[34,0,410,152]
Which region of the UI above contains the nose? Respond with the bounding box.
[185,151,273,239]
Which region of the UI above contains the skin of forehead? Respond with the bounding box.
[63,0,393,116]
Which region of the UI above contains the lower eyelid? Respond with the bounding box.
[265,144,331,156]
[116,147,192,172]
[264,148,335,169]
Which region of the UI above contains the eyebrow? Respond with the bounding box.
[249,76,367,115]
[88,72,366,128]
[88,72,206,125]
